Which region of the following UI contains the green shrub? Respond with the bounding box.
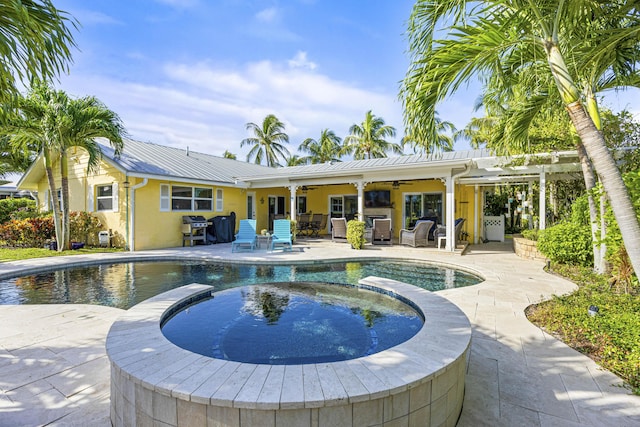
[69,211,102,246]
[570,193,592,226]
[0,198,37,224]
[521,229,538,241]
[346,220,365,249]
[537,221,592,266]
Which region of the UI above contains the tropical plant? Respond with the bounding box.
[285,154,307,166]
[343,111,402,160]
[402,114,456,154]
[3,82,125,251]
[346,220,366,249]
[299,128,343,164]
[222,150,236,160]
[402,0,640,276]
[241,114,290,167]
[0,0,77,101]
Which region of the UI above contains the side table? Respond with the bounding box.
[256,234,271,250]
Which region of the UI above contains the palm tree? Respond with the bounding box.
[241,114,290,167]
[285,154,307,166]
[299,129,343,164]
[343,111,402,160]
[222,150,236,160]
[4,83,125,251]
[402,114,456,154]
[402,0,640,276]
[0,0,77,100]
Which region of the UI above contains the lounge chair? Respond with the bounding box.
[232,219,257,252]
[372,218,392,245]
[331,217,348,242]
[434,218,466,249]
[270,219,293,251]
[400,220,434,247]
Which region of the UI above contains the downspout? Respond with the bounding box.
[446,163,472,251]
[128,178,148,252]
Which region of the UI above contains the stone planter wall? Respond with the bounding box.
[513,235,547,262]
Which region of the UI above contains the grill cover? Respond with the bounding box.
[207,213,236,244]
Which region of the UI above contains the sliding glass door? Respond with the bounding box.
[403,192,443,228]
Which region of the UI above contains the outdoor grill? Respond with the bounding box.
[182,215,208,246]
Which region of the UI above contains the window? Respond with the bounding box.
[169,185,213,211]
[48,189,63,211]
[297,196,307,214]
[97,185,114,211]
[215,189,223,212]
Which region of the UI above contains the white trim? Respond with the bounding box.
[112,182,119,213]
[87,185,94,213]
[215,188,223,212]
[160,184,170,212]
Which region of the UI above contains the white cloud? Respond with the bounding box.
[256,7,278,23]
[287,51,316,70]
[58,55,404,159]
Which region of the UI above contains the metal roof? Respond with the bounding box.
[17,137,582,190]
[97,138,272,185]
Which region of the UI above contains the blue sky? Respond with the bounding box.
[53,0,639,159]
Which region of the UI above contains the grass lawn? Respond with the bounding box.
[0,246,124,262]
[527,263,640,395]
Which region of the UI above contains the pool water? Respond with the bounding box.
[0,260,481,309]
[161,283,423,364]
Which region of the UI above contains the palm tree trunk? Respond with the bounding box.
[60,150,70,251]
[566,102,640,276]
[44,150,63,251]
[576,143,603,272]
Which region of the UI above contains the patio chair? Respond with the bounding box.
[372,218,392,245]
[297,213,311,237]
[270,219,293,251]
[309,213,327,237]
[232,219,257,252]
[400,220,434,248]
[331,217,348,242]
[434,218,466,249]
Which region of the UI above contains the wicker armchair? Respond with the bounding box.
[400,220,434,247]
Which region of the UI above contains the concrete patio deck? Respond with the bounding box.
[0,240,638,426]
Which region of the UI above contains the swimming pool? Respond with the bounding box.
[0,259,481,309]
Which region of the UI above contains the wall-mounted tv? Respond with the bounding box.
[364,190,391,208]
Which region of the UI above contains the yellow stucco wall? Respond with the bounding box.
[131,180,246,250]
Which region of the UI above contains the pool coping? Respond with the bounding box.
[106,276,471,411]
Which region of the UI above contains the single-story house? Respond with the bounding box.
[17,138,583,251]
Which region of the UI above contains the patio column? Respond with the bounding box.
[539,168,546,230]
[445,175,455,251]
[288,184,298,221]
[474,184,479,244]
[351,180,368,221]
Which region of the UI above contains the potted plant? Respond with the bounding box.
[346,220,366,249]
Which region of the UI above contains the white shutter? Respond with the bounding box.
[45,189,50,211]
[87,185,94,212]
[160,184,170,211]
[112,182,119,212]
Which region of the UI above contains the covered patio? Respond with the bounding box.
[237,149,583,252]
